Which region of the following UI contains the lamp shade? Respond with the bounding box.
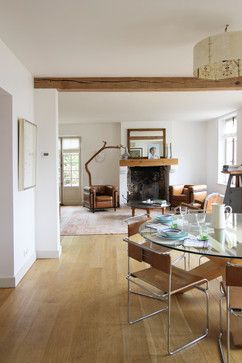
[193,31,242,80]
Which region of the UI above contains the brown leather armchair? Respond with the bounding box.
[83,185,119,213]
[169,184,192,207]
[182,185,208,210]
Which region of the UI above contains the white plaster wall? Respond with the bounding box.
[0,38,35,286]
[0,90,14,279]
[171,121,207,186]
[35,89,61,258]
[59,123,121,189]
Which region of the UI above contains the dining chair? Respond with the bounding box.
[181,193,223,213]
[124,238,209,355]
[125,214,187,268]
[218,262,242,363]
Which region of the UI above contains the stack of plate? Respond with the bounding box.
[154,214,173,223]
[157,227,188,240]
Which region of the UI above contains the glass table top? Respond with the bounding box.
[139,213,242,259]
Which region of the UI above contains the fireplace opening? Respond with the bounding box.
[127,166,169,202]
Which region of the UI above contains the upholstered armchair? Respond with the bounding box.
[181,185,208,210]
[169,184,192,207]
[83,185,119,213]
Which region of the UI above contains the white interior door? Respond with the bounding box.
[60,137,81,205]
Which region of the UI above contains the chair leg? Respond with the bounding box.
[168,282,209,355]
[127,278,167,324]
[227,299,231,363]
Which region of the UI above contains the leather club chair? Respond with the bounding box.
[83,185,119,213]
[181,185,208,210]
[169,184,192,207]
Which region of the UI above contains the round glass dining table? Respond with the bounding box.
[139,213,242,260]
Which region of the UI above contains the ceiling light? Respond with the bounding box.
[193,25,242,80]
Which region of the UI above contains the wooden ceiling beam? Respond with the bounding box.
[34,76,242,92]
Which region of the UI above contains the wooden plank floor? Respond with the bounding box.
[0,235,241,363]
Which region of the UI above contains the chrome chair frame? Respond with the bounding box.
[218,264,242,363]
[125,238,209,355]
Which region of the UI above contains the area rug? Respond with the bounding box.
[60,206,138,235]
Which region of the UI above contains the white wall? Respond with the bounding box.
[0,38,35,287]
[171,121,207,185]
[59,123,121,190]
[35,90,61,258]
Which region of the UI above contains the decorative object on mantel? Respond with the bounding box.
[194,25,242,80]
[121,145,130,159]
[127,128,166,158]
[169,142,173,159]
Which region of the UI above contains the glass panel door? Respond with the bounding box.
[59,137,81,205]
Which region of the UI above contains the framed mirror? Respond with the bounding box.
[127,128,166,159]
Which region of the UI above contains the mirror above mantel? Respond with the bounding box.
[127,128,166,158]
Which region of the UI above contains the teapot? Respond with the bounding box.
[212,203,232,229]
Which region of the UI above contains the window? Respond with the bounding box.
[61,138,80,187]
[218,116,237,184]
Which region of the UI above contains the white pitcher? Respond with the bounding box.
[212,203,232,229]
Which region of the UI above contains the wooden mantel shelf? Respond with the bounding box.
[119,158,178,167]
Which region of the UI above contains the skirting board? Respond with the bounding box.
[36,246,62,259]
[0,252,36,288]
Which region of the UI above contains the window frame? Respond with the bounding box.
[218,114,237,185]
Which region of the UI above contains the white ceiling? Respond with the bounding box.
[0,0,242,76]
[1,0,242,123]
[59,91,242,123]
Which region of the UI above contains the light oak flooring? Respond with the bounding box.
[0,235,241,363]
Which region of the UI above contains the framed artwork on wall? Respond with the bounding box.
[147,142,161,159]
[18,119,37,191]
[129,147,143,158]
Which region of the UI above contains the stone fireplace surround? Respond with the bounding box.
[119,158,178,206]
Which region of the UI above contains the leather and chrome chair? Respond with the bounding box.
[83,185,119,212]
[125,215,187,268]
[218,263,242,363]
[124,238,209,355]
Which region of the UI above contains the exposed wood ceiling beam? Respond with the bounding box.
[34,76,242,92]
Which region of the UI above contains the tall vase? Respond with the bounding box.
[169,143,172,159]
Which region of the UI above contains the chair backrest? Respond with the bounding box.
[127,239,171,274]
[204,193,223,213]
[189,185,207,205]
[226,263,242,287]
[127,214,150,237]
[169,184,185,196]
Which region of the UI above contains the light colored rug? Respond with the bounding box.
[60,206,138,235]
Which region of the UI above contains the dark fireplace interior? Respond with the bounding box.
[127,166,170,202]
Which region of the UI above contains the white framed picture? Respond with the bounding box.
[147,142,161,159]
[18,119,37,191]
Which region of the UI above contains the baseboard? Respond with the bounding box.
[36,245,62,259]
[0,252,36,288]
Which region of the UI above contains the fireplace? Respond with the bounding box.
[119,158,178,206]
[127,166,169,202]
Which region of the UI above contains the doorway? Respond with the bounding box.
[59,137,81,205]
